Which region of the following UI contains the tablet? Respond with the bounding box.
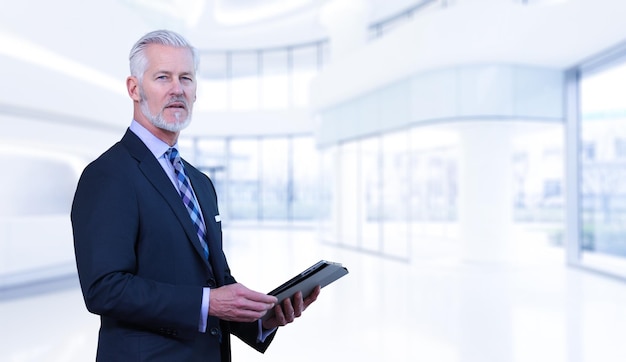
[261,260,349,321]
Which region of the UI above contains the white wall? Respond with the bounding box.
[311,0,626,111]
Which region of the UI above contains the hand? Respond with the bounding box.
[262,285,321,330]
[209,283,278,323]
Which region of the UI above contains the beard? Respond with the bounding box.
[139,87,192,132]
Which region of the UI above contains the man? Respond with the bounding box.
[71,29,320,361]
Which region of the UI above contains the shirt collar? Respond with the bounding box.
[129,120,178,159]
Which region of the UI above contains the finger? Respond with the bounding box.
[303,286,321,309]
[292,291,304,317]
[243,289,278,305]
[273,303,288,325]
[242,299,276,314]
[282,297,296,322]
[238,308,270,322]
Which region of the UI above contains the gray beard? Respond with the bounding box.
[139,89,192,132]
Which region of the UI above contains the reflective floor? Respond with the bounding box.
[2,226,626,362]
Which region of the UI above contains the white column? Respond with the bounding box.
[457,121,514,263]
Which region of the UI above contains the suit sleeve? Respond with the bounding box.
[71,158,202,339]
[229,321,277,353]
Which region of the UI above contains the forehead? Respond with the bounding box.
[144,43,195,73]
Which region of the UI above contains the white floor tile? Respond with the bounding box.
[2,227,626,362]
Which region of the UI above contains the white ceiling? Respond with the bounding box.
[5,0,626,158]
[0,0,423,140]
[0,0,422,80]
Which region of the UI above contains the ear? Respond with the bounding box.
[127,76,141,102]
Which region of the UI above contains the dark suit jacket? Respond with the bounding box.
[71,129,275,361]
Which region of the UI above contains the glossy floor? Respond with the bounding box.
[2,226,626,362]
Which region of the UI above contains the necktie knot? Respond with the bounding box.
[167,147,180,165]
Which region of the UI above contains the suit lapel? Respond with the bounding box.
[120,130,213,271]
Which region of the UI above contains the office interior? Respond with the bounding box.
[2,0,626,361]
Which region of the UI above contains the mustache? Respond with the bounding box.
[164,97,189,109]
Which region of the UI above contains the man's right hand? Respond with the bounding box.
[209,283,278,322]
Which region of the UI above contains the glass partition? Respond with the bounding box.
[187,135,326,225]
[228,138,260,220]
[381,131,410,258]
[291,136,323,221]
[338,142,360,248]
[361,137,381,252]
[579,60,626,273]
[260,137,289,220]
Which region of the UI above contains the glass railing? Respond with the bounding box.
[367,0,440,40]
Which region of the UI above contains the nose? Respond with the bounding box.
[170,79,184,95]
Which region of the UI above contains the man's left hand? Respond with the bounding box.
[261,286,321,329]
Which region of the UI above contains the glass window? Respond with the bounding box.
[615,138,626,158]
[512,126,564,226]
[318,147,337,241]
[581,142,596,161]
[382,131,410,258]
[409,126,458,239]
[259,137,289,220]
[199,52,229,111]
[291,45,318,108]
[580,61,626,261]
[196,139,227,207]
[230,51,259,110]
[183,135,322,224]
[318,41,331,71]
[229,139,260,220]
[360,137,381,252]
[261,49,289,109]
[197,42,327,111]
[199,79,228,111]
[292,136,322,221]
[338,142,359,248]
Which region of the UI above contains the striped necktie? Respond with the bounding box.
[166,148,209,259]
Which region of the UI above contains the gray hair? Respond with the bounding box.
[129,29,199,81]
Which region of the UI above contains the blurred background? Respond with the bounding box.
[2,0,626,361]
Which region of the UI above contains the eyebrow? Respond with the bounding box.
[153,70,195,78]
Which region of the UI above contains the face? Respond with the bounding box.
[131,44,197,133]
